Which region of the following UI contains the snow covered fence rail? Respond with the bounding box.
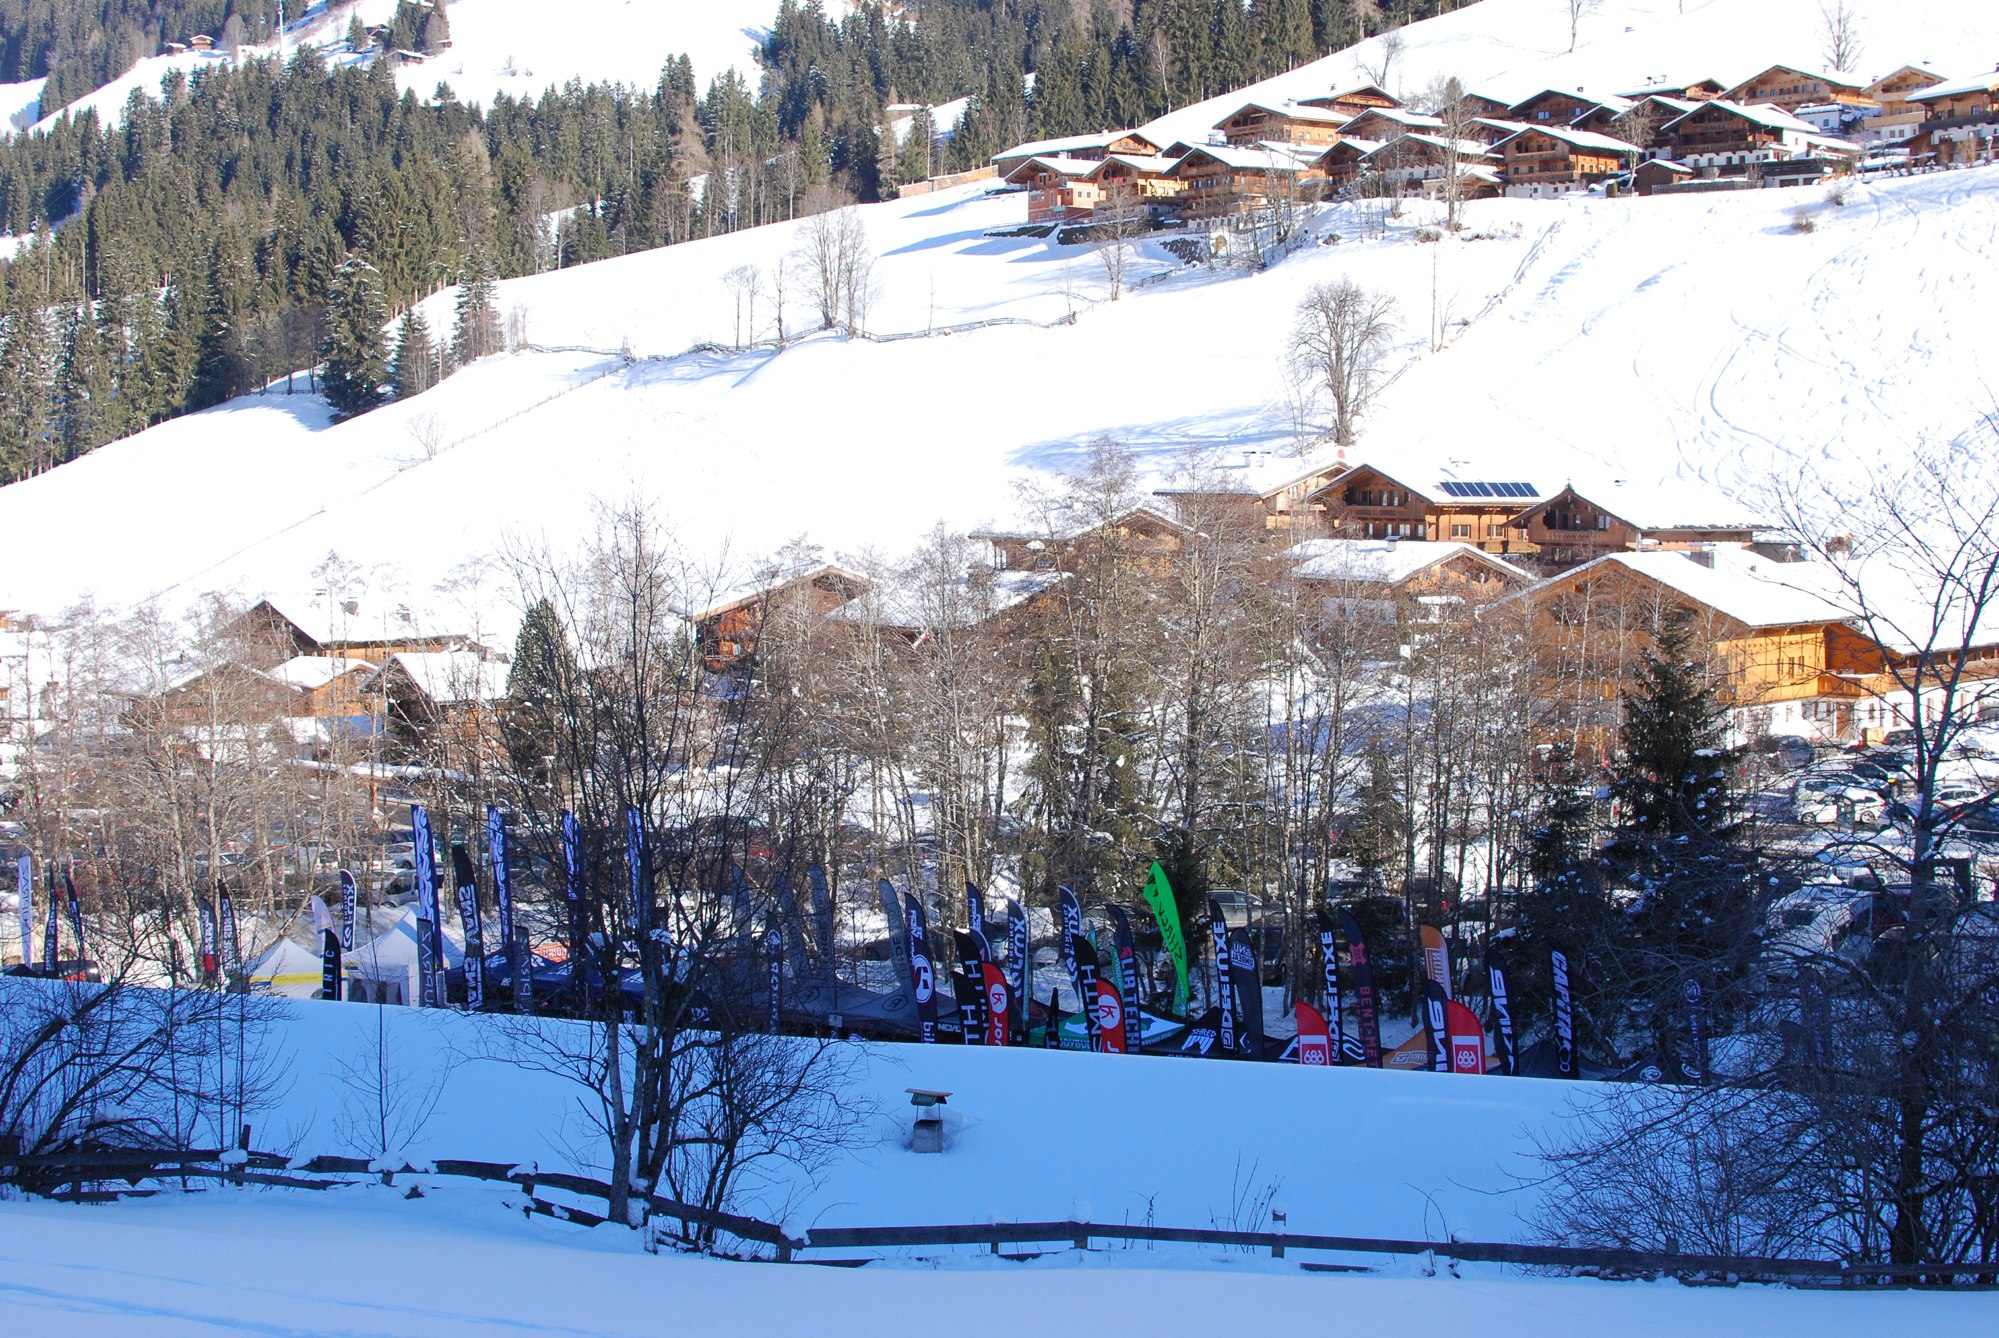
[6,1148,1995,1283]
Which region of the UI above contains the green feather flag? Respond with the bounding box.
[1141,860,1189,1014]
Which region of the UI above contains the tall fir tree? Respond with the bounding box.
[321,256,390,421]
[451,250,502,365]
[392,307,439,400]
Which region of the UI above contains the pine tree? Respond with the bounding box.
[1613,612,1734,841]
[321,256,390,421]
[392,307,438,400]
[53,304,115,464]
[451,250,501,364]
[502,598,578,786]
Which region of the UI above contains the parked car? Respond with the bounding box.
[1763,884,1868,979]
[1793,776,1885,826]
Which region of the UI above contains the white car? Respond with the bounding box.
[1764,885,1868,976]
[1794,776,1885,826]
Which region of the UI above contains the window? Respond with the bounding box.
[1450,524,1471,538]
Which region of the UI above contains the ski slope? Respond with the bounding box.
[1,164,1995,644]
[17,0,778,135]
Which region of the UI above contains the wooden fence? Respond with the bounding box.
[3,1146,1993,1284]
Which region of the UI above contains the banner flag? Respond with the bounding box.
[14,854,30,970]
[772,870,812,978]
[808,864,835,962]
[951,973,984,1044]
[1005,898,1030,1046]
[767,916,783,1033]
[451,845,486,1012]
[196,894,218,982]
[1551,947,1578,1079]
[624,805,648,939]
[1336,910,1382,1066]
[903,891,939,1044]
[1682,977,1709,1085]
[412,806,442,1008]
[876,879,912,984]
[981,962,1011,1048]
[1227,929,1264,1060]
[1105,905,1144,1056]
[1140,861,1190,1014]
[561,810,586,989]
[1313,910,1352,1064]
[1181,1006,1222,1055]
[486,806,522,1008]
[1057,886,1083,998]
[1445,1000,1487,1074]
[62,865,85,958]
[1072,933,1103,1051]
[1484,948,1518,1076]
[966,882,986,943]
[727,863,752,942]
[970,926,994,966]
[1043,988,1062,1048]
[42,867,57,971]
[321,928,343,1002]
[1094,977,1129,1054]
[1295,1000,1332,1065]
[338,869,358,952]
[1422,979,1451,1072]
[218,881,243,989]
[1208,900,1235,1058]
[1419,924,1452,999]
[953,932,987,1045]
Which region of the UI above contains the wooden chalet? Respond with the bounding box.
[1818,621,1999,744]
[220,599,467,671]
[1004,156,1105,223]
[1505,88,1636,133]
[365,651,510,760]
[1364,134,1503,198]
[1721,64,1871,112]
[1299,84,1400,117]
[992,130,1161,179]
[1612,95,1701,154]
[1859,65,1946,148]
[1908,67,1999,165]
[188,33,215,51]
[1632,157,1696,195]
[1087,153,1186,212]
[1313,137,1380,191]
[268,655,380,724]
[1337,107,1444,142]
[1302,465,1548,555]
[691,564,872,670]
[828,568,1069,644]
[1502,548,1857,756]
[970,505,1192,578]
[1660,99,1816,169]
[1445,90,1514,121]
[1166,143,1318,224]
[1505,482,1762,569]
[1282,538,1530,624]
[1495,125,1640,191]
[1213,99,1350,147]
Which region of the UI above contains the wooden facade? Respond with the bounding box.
[1167,145,1315,222]
[1662,101,1810,168]
[1860,66,1945,147]
[971,506,1191,578]
[1497,127,1639,187]
[1303,467,1537,555]
[1721,65,1870,112]
[693,566,872,670]
[1213,100,1349,147]
[1005,157,1102,223]
[1506,486,1757,569]
[1506,89,1631,131]
[1299,84,1400,117]
[1910,71,1999,165]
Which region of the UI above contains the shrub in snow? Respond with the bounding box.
[1790,207,1816,234]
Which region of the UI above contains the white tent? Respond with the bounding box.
[245,936,327,999]
[344,907,463,1006]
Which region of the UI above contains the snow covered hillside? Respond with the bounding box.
[1,164,1995,643]
[14,0,778,136]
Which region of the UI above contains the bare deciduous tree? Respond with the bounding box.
[792,193,876,335]
[1818,0,1865,74]
[1288,280,1399,446]
[1564,0,1604,54]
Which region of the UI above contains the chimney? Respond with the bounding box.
[1384,534,1399,552]
[1684,545,1715,569]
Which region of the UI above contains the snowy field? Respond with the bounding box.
[0,163,1994,645]
[1,988,1993,1334]
[0,1185,1986,1338]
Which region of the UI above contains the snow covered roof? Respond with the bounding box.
[1521,479,1766,532]
[1661,99,1817,135]
[1344,107,1445,132]
[686,562,874,623]
[1724,64,1866,97]
[827,569,1068,633]
[372,651,509,706]
[993,129,1153,162]
[1507,88,1637,117]
[1173,142,1315,172]
[1910,69,1999,101]
[1495,124,1642,154]
[1002,154,1101,183]
[1393,133,1500,160]
[1539,548,1855,630]
[1283,538,1529,587]
[972,503,1191,545]
[1617,79,1724,100]
[268,655,377,690]
[1092,153,1183,176]
[1213,99,1351,126]
[1317,463,1554,508]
